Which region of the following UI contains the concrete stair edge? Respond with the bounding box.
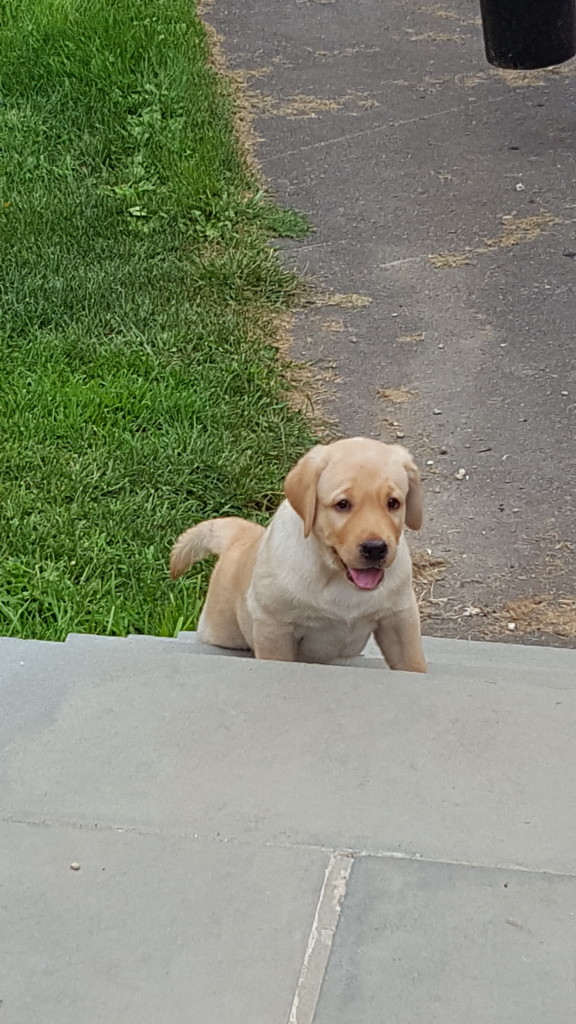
[1,628,573,673]
[174,629,576,670]
[0,630,570,690]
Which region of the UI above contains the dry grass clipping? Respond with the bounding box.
[198,19,264,177]
[485,214,559,249]
[412,551,447,616]
[429,252,472,269]
[422,4,480,26]
[397,332,425,343]
[252,91,379,119]
[196,10,335,425]
[406,30,463,42]
[496,596,576,638]
[457,65,576,90]
[378,387,418,404]
[456,71,488,89]
[429,213,559,270]
[309,291,373,309]
[263,310,336,430]
[312,45,381,59]
[255,93,343,117]
[496,65,576,87]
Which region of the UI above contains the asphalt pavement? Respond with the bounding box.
[208,0,576,642]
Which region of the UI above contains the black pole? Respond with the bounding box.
[479,0,576,69]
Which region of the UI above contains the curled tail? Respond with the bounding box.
[170,517,262,580]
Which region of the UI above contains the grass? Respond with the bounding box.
[0,0,314,641]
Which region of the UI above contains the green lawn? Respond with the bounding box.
[0,0,314,640]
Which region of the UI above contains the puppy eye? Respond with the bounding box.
[387,497,401,511]
[334,499,351,511]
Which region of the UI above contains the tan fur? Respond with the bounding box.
[170,438,426,672]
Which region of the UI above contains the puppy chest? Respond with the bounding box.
[294,616,373,661]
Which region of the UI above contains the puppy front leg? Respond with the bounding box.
[253,621,298,662]
[374,601,427,673]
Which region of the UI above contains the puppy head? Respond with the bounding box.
[284,437,422,591]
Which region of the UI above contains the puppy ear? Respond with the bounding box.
[284,445,328,537]
[403,452,423,531]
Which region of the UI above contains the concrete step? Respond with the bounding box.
[173,628,576,674]
[2,634,575,870]
[4,629,572,691]
[2,630,576,1022]
[58,629,576,691]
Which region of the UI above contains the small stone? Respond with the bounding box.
[439,446,448,454]
[426,459,434,466]
[507,622,516,632]
[515,182,525,191]
[433,408,442,415]
[438,343,445,349]
[395,431,405,439]
[561,390,568,396]
[454,468,466,480]
[70,863,81,871]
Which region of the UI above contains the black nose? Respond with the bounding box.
[360,540,388,563]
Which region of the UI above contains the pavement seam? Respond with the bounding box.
[4,817,576,880]
[287,852,353,1024]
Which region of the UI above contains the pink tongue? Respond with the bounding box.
[347,567,384,590]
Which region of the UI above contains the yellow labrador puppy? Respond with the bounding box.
[170,437,426,672]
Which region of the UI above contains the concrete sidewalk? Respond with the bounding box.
[2,632,576,1022]
[207,0,576,640]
